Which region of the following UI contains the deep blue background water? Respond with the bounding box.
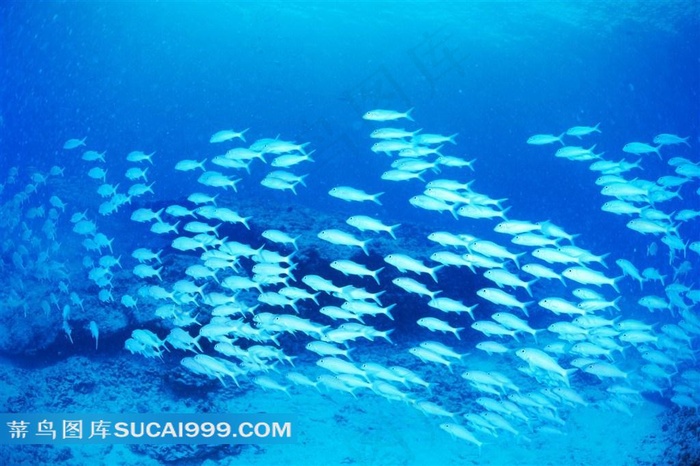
[1,2,698,320]
[1,3,699,464]
[2,2,698,261]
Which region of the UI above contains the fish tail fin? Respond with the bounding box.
[670,222,681,235]
[298,142,311,155]
[191,335,204,353]
[612,296,622,311]
[373,192,384,205]
[388,224,401,240]
[373,290,386,305]
[449,206,459,220]
[385,303,397,321]
[564,368,577,387]
[239,128,249,142]
[154,207,165,223]
[298,174,309,187]
[430,265,444,283]
[448,133,458,145]
[382,328,395,345]
[525,280,536,297]
[501,205,513,220]
[455,327,464,340]
[240,161,251,175]
[373,267,384,285]
[612,276,622,293]
[405,107,415,121]
[533,329,543,344]
[344,347,355,361]
[361,239,371,256]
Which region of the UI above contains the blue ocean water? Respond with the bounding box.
[1,2,699,465]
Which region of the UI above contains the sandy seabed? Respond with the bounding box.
[1,354,669,466]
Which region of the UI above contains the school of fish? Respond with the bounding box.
[0,110,698,452]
